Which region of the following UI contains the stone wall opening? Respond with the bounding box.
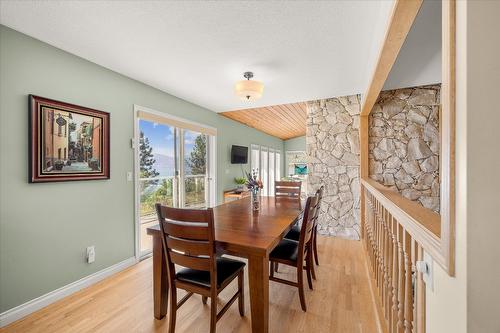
[305,84,441,241]
[369,84,441,212]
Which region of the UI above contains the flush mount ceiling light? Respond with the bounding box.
[235,72,264,101]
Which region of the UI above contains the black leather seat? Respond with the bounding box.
[270,239,299,262]
[176,256,245,288]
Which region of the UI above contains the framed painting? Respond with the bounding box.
[29,95,110,182]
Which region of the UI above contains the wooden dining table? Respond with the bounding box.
[147,196,303,333]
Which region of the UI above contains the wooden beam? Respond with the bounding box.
[360,0,423,116]
[440,0,456,276]
[360,115,369,179]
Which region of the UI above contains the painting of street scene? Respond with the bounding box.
[29,95,110,182]
[41,107,103,173]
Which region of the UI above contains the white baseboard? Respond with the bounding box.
[0,257,137,328]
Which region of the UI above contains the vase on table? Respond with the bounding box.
[251,189,260,211]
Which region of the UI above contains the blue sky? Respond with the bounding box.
[139,119,175,157]
[140,119,200,176]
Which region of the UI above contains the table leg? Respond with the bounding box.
[248,254,269,333]
[152,233,168,320]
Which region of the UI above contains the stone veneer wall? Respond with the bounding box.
[306,95,361,240]
[369,84,441,212]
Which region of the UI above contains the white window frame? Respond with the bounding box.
[133,105,217,260]
[250,144,282,197]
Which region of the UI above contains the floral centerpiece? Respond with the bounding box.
[246,169,263,211]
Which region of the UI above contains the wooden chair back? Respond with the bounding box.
[312,186,325,226]
[155,204,216,286]
[297,194,319,259]
[275,181,302,203]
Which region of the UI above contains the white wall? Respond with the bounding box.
[466,1,500,331]
[426,1,500,332]
[384,0,442,90]
[425,3,467,332]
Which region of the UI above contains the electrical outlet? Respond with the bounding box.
[86,246,95,263]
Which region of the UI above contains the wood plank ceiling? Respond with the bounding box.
[221,102,307,140]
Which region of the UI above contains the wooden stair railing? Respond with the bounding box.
[358,1,456,332]
[362,182,428,333]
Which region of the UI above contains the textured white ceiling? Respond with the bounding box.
[0,1,438,113]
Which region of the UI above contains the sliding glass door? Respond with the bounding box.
[137,120,177,255]
[136,110,215,257]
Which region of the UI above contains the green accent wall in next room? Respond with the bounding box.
[0,25,283,313]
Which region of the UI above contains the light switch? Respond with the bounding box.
[86,246,95,263]
[127,171,133,181]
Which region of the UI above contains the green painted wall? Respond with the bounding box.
[284,136,306,176]
[284,136,306,152]
[0,26,283,312]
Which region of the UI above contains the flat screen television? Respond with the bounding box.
[231,145,248,164]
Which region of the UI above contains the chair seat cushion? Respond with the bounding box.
[270,239,299,263]
[176,256,245,288]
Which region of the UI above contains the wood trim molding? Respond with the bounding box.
[439,0,456,276]
[360,0,423,117]
[359,0,456,276]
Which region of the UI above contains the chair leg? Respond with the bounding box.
[310,247,317,280]
[202,296,208,304]
[310,260,316,280]
[238,271,245,316]
[274,262,279,272]
[270,261,275,278]
[210,293,217,333]
[306,252,314,290]
[168,288,177,333]
[313,227,320,266]
[297,266,307,312]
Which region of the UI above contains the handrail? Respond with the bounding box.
[362,178,443,265]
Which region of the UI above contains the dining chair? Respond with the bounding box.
[275,180,302,204]
[283,186,324,279]
[155,204,246,333]
[269,193,319,311]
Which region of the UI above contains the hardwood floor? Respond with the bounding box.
[1,237,381,333]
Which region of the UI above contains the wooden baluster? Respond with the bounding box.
[367,197,373,271]
[374,200,379,288]
[381,206,387,301]
[377,201,383,294]
[383,210,392,321]
[403,231,414,333]
[397,224,405,333]
[377,202,384,299]
[414,243,426,333]
[391,217,399,333]
[411,240,417,333]
[381,208,388,315]
[373,201,380,288]
[368,197,374,273]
